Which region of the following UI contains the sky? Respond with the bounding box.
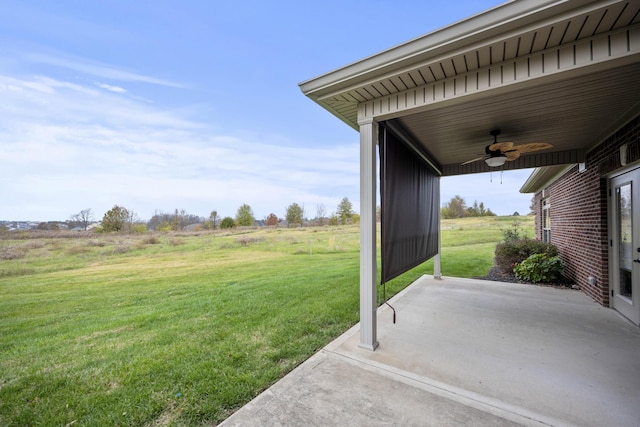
[0,0,536,222]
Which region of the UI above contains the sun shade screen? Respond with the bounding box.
[380,125,440,283]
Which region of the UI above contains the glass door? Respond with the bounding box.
[611,170,640,325]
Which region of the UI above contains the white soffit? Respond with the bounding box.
[300,0,638,127]
[300,0,640,176]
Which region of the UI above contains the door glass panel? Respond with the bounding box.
[617,184,633,299]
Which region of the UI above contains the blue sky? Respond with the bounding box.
[0,0,534,222]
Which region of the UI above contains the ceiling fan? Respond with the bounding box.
[461,129,553,167]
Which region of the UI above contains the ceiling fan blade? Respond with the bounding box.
[511,142,553,153]
[505,151,521,161]
[489,141,514,152]
[461,156,486,165]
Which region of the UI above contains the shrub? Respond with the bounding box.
[66,246,91,256]
[220,217,235,229]
[514,253,564,283]
[501,219,526,242]
[112,244,131,254]
[494,239,558,275]
[236,236,264,247]
[129,223,147,234]
[141,236,160,245]
[23,241,45,250]
[168,238,185,246]
[0,246,27,260]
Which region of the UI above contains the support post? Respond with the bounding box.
[358,118,379,350]
[434,176,442,279]
[434,254,442,279]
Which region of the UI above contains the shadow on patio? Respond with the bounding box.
[220,276,640,426]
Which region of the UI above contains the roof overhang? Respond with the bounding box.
[519,164,576,193]
[300,0,640,178]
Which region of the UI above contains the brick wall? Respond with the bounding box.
[536,115,640,306]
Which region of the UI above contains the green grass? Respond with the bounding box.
[384,216,534,291]
[0,216,533,426]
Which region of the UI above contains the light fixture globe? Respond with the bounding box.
[485,155,506,167]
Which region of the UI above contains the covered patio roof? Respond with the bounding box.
[299,0,640,350]
[300,0,640,176]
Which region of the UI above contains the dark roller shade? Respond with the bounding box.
[379,125,440,283]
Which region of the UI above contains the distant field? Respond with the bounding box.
[0,215,533,426]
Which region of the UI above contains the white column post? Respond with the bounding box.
[434,176,442,280]
[434,254,442,279]
[358,118,379,350]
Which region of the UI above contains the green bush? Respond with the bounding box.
[514,253,564,283]
[494,239,558,274]
[220,217,236,229]
[129,223,148,234]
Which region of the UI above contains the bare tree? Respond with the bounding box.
[148,209,203,231]
[172,208,187,230]
[71,208,93,230]
[316,203,326,226]
[127,209,140,229]
[209,210,219,230]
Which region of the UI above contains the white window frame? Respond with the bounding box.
[542,198,551,243]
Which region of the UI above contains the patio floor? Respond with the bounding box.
[219,276,640,426]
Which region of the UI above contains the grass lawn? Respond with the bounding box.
[0,215,533,426]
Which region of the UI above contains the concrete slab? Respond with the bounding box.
[220,277,640,426]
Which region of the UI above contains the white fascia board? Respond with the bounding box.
[520,165,575,194]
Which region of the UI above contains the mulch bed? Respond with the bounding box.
[475,267,578,290]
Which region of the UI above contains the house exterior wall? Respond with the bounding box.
[534,115,640,306]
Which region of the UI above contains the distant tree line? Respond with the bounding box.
[16,194,508,234]
[147,209,205,231]
[60,197,359,234]
[440,195,497,219]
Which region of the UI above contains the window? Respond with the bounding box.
[542,198,551,243]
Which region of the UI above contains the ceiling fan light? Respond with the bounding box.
[485,155,506,167]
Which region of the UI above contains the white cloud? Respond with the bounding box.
[97,83,127,93]
[23,52,186,88]
[0,74,198,129]
[0,72,358,221]
[0,60,529,221]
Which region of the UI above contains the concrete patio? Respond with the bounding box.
[220,276,640,426]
